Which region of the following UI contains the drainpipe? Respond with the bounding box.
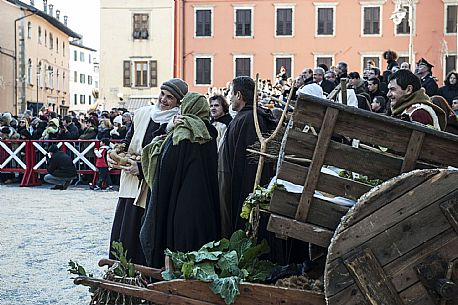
[14,9,38,115]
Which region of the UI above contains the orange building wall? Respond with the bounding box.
[180,0,457,93]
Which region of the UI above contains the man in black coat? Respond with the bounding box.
[44,144,77,190]
[416,58,438,97]
[313,67,336,95]
[218,76,277,237]
[58,115,80,140]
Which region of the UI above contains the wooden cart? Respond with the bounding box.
[75,94,458,304]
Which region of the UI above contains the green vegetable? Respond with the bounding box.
[161,230,276,304]
[240,184,282,219]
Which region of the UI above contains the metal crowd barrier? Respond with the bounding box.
[0,139,121,187]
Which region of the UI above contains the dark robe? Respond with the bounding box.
[109,119,166,265]
[421,74,439,97]
[140,123,221,268]
[218,105,277,237]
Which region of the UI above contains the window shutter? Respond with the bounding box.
[150,60,157,87]
[123,61,131,87]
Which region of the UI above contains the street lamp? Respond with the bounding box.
[390,0,415,69]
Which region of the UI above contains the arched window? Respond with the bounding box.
[38,26,42,43]
[56,37,59,53]
[44,30,47,46]
[27,59,32,84]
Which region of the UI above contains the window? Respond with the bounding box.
[95,81,98,88]
[317,7,334,35]
[234,56,251,77]
[38,26,42,44]
[362,55,380,70]
[133,13,149,39]
[150,60,158,87]
[363,6,381,35]
[445,55,457,77]
[74,71,77,82]
[62,72,66,92]
[195,9,212,37]
[396,5,410,34]
[56,69,59,91]
[445,4,457,34]
[398,56,409,65]
[135,61,148,87]
[56,37,58,53]
[315,56,333,69]
[27,59,32,85]
[74,94,77,105]
[49,33,53,49]
[235,8,252,37]
[27,22,32,39]
[195,57,212,85]
[88,95,92,105]
[276,7,293,36]
[80,95,86,104]
[89,54,92,64]
[275,57,292,79]
[88,75,93,85]
[74,50,77,61]
[80,73,85,84]
[63,42,65,57]
[123,61,131,87]
[47,67,53,89]
[44,30,47,46]
[38,62,42,87]
[80,52,85,62]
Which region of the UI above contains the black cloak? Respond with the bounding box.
[218,105,277,237]
[140,123,221,268]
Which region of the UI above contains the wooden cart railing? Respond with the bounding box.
[267,93,458,248]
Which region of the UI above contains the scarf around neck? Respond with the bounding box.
[142,92,212,187]
[150,103,180,124]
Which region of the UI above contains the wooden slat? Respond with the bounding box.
[98,258,163,280]
[267,214,334,248]
[295,107,339,222]
[285,129,429,181]
[277,161,372,200]
[420,134,458,168]
[326,201,452,297]
[440,197,458,235]
[150,280,326,305]
[328,171,458,260]
[74,277,213,305]
[343,248,404,305]
[269,189,349,230]
[326,229,458,298]
[399,281,435,305]
[340,170,438,228]
[401,130,425,173]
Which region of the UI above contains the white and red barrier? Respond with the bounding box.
[0,139,121,187]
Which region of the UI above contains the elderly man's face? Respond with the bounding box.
[313,71,324,82]
[400,62,410,70]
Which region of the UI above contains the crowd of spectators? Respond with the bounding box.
[0,107,133,141]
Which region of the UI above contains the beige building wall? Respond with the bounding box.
[21,14,71,115]
[100,0,174,111]
[0,0,21,114]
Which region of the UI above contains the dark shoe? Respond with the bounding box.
[50,185,64,190]
[62,180,71,190]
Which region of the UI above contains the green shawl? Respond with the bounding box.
[142,92,213,187]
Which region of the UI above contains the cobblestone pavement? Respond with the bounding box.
[0,183,118,305]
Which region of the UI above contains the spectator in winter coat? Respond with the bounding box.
[44,144,77,190]
[41,118,60,140]
[58,116,80,140]
[79,117,98,139]
[110,116,128,140]
[438,72,458,106]
[97,119,112,140]
[209,95,232,151]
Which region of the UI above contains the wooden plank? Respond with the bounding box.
[325,283,369,305]
[150,279,326,305]
[401,130,425,173]
[328,171,458,260]
[440,197,458,235]
[295,107,339,222]
[286,129,413,180]
[326,201,452,297]
[343,248,404,305]
[339,170,438,229]
[269,189,349,230]
[98,258,163,280]
[267,213,334,248]
[277,161,372,200]
[326,229,458,298]
[74,276,213,305]
[399,281,435,305]
[293,95,458,163]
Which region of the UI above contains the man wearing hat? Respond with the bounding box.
[416,58,438,97]
[108,78,188,265]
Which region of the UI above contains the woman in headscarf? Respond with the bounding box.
[140,92,220,268]
[109,78,188,265]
